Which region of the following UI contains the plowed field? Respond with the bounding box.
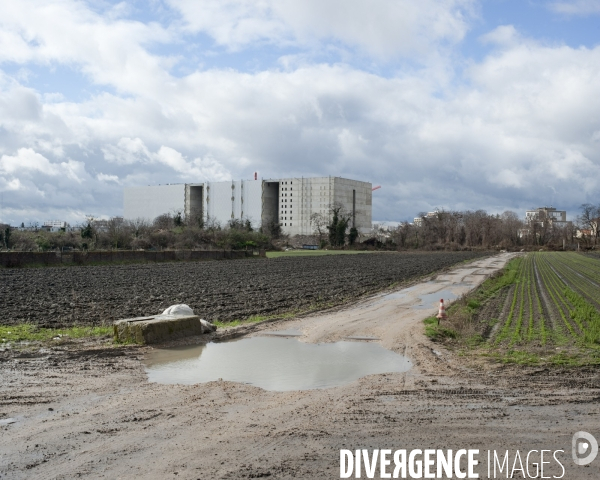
[1,251,487,328]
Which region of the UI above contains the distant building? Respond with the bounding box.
[576,229,593,239]
[525,207,571,229]
[124,177,372,235]
[413,211,438,227]
[520,206,572,239]
[43,220,68,229]
[42,220,69,232]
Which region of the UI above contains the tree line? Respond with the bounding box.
[1,203,598,252]
[312,204,599,250]
[379,205,599,250]
[0,213,274,252]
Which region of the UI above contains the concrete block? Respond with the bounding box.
[113,314,204,344]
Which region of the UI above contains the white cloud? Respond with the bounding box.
[103,137,152,165]
[102,137,231,180]
[0,2,599,225]
[479,25,521,47]
[549,0,600,15]
[0,148,60,175]
[168,0,476,59]
[3,41,600,222]
[154,146,231,181]
[97,173,120,183]
[0,0,173,95]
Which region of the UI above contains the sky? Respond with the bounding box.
[0,0,599,226]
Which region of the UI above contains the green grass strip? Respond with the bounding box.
[0,324,112,343]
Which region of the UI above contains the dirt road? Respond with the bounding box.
[2,253,600,479]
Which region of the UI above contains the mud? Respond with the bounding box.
[2,253,600,479]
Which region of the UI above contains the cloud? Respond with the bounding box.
[97,173,120,184]
[2,41,600,222]
[0,0,173,95]
[0,148,61,176]
[0,1,599,226]
[549,0,600,15]
[154,145,231,180]
[103,137,152,165]
[168,0,476,59]
[479,25,521,47]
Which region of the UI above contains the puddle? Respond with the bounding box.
[380,292,407,300]
[344,336,381,341]
[413,290,457,310]
[260,329,302,337]
[144,337,411,391]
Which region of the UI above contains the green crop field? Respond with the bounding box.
[432,252,600,365]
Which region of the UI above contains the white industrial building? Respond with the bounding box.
[124,176,372,235]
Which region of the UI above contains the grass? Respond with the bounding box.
[423,316,457,341]
[212,311,300,328]
[0,324,112,344]
[266,250,374,258]
[499,350,541,365]
[212,299,343,328]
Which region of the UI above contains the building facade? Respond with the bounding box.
[520,206,572,239]
[124,176,372,235]
[525,207,569,228]
[268,177,372,235]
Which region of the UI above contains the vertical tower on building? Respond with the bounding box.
[124,176,372,235]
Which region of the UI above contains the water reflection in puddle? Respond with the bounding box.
[413,290,457,310]
[344,336,380,341]
[144,337,411,391]
[260,329,302,337]
[370,283,463,309]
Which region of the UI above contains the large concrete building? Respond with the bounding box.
[124,177,372,235]
[525,207,570,228]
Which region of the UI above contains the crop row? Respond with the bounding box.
[492,253,600,348]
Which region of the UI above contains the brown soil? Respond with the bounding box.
[0,251,488,328]
[2,254,600,479]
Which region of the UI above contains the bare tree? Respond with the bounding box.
[578,203,600,245]
[153,213,174,230]
[105,217,130,249]
[310,212,328,246]
[500,211,522,247]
